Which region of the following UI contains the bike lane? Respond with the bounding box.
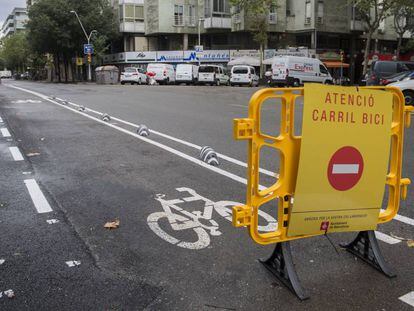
[1,85,414,310]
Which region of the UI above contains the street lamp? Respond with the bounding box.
[70,10,97,82]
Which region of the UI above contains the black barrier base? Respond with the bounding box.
[340,230,396,278]
[260,242,310,301]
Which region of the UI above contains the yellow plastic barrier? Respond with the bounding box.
[232,86,411,245]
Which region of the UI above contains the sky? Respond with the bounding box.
[0,0,27,27]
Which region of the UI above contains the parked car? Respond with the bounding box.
[120,67,147,85]
[0,70,12,79]
[175,64,199,85]
[366,61,414,86]
[230,65,259,87]
[20,72,30,80]
[270,56,333,86]
[146,63,175,85]
[198,65,229,86]
[379,71,413,85]
[388,79,414,106]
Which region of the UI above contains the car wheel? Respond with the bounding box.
[403,90,414,106]
[121,81,125,85]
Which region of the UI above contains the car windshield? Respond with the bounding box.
[199,66,216,73]
[124,68,137,72]
[233,67,248,74]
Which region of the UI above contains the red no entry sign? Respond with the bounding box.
[327,146,364,191]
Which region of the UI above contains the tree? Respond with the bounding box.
[229,0,277,77]
[352,0,399,75]
[26,0,119,82]
[0,32,30,73]
[393,1,414,59]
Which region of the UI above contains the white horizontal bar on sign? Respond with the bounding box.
[24,179,53,214]
[374,231,401,245]
[9,147,24,161]
[1,128,11,137]
[399,292,414,307]
[332,164,359,174]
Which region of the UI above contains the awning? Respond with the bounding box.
[324,61,350,68]
[228,56,260,67]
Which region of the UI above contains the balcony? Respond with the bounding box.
[120,21,145,33]
[204,16,231,29]
[173,15,196,27]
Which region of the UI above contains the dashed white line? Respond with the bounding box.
[0,117,3,122]
[8,146,24,161]
[1,128,11,137]
[374,231,401,245]
[24,179,53,213]
[65,260,81,267]
[399,291,414,307]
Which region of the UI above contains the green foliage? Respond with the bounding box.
[230,0,277,47]
[26,0,119,57]
[92,34,110,66]
[0,32,30,71]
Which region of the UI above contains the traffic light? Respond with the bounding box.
[87,53,92,64]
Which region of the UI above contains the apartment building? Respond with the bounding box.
[0,8,28,38]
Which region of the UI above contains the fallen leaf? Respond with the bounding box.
[407,240,414,248]
[104,219,120,229]
[26,152,40,157]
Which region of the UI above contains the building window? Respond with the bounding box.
[305,0,311,24]
[317,1,324,24]
[124,4,135,22]
[174,5,184,26]
[188,5,196,26]
[213,0,230,15]
[135,5,144,21]
[269,5,277,24]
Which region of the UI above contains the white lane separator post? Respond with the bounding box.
[399,292,414,307]
[374,231,401,245]
[24,179,53,213]
[1,128,11,137]
[8,146,24,161]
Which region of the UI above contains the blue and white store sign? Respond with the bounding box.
[156,51,184,62]
[197,50,230,62]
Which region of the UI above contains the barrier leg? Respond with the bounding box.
[340,231,396,278]
[260,242,310,301]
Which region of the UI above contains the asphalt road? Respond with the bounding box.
[0,80,413,310]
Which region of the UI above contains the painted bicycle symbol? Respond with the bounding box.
[147,187,277,250]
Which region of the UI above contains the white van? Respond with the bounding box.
[271,56,333,86]
[175,64,199,84]
[146,63,176,85]
[230,66,259,87]
[198,65,229,86]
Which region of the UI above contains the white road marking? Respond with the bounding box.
[46,219,59,224]
[8,146,24,161]
[22,171,32,175]
[65,260,81,267]
[57,97,276,177]
[0,117,3,122]
[399,291,414,307]
[12,99,42,104]
[24,179,53,213]
[332,164,359,174]
[1,128,11,137]
[381,209,414,226]
[7,84,414,227]
[374,231,401,244]
[0,259,5,265]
